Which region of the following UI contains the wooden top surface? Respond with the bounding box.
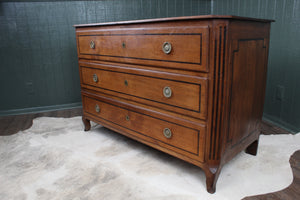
[74,15,274,28]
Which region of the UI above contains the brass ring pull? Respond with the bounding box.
[95,104,100,113]
[90,40,95,49]
[163,128,172,139]
[125,115,130,121]
[162,42,172,54]
[93,74,98,83]
[163,86,172,98]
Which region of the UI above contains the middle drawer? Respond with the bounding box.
[79,62,207,119]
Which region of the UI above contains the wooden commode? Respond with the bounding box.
[74,15,273,193]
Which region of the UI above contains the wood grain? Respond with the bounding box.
[76,23,209,71]
[83,95,203,157]
[73,15,274,28]
[75,15,273,193]
[80,62,208,119]
[78,34,202,63]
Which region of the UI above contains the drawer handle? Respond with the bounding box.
[163,128,172,139]
[125,115,130,121]
[124,80,128,86]
[163,86,172,98]
[122,42,126,48]
[162,42,172,54]
[90,40,95,49]
[95,104,100,113]
[93,74,98,83]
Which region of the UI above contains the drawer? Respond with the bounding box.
[80,62,208,119]
[76,26,209,72]
[83,95,203,156]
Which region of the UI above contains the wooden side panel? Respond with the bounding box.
[207,21,271,165]
[227,39,268,145]
[224,21,271,150]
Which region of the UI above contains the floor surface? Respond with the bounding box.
[0,108,298,199]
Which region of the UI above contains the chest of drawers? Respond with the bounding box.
[74,15,273,193]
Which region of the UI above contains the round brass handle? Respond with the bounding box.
[163,86,172,98]
[95,104,100,113]
[163,128,172,139]
[93,74,98,83]
[162,42,172,54]
[125,115,130,121]
[90,40,95,49]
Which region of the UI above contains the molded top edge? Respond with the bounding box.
[73,15,274,28]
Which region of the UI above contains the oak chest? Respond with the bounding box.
[74,15,273,193]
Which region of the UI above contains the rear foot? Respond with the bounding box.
[245,139,259,156]
[82,116,91,131]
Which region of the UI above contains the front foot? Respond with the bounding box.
[82,116,91,131]
[205,166,221,194]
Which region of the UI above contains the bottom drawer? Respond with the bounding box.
[82,94,204,159]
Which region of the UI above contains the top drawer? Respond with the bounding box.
[76,26,209,72]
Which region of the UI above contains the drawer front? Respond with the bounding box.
[83,95,202,156]
[80,62,208,119]
[76,26,209,71]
